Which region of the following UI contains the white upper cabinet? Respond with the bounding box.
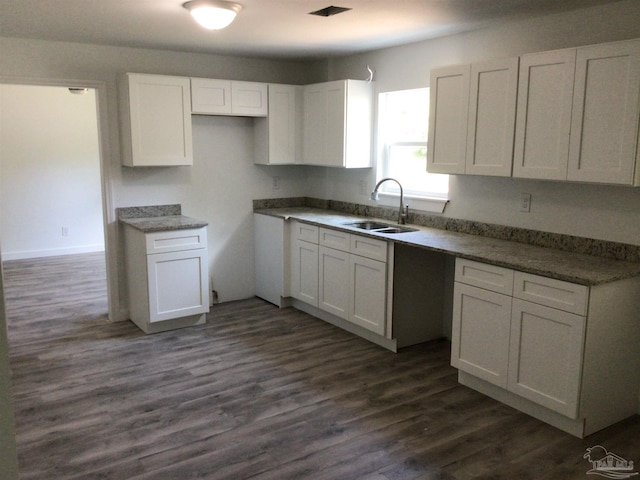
[302,79,373,168]
[427,65,470,174]
[568,40,640,185]
[427,58,518,177]
[513,49,576,180]
[191,78,268,117]
[254,84,302,165]
[465,57,519,177]
[119,73,193,167]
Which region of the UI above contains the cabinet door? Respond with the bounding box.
[427,64,470,174]
[302,83,327,166]
[231,81,268,116]
[348,255,386,335]
[191,78,232,115]
[325,81,347,167]
[254,214,288,306]
[466,58,518,177]
[513,49,576,180]
[568,40,640,185]
[147,248,209,323]
[451,282,512,388]
[318,246,349,319]
[123,74,193,166]
[254,84,301,165]
[290,239,319,306]
[508,299,585,418]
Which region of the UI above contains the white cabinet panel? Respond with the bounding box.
[290,239,319,306]
[231,81,268,116]
[254,214,289,306]
[319,246,349,320]
[508,299,585,418]
[451,282,512,388]
[568,40,640,185]
[349,254,386,336]
[466,58,518,177]
[254,84,301,165]
[302,80,372,168]
[148,249,209,323]
[120,73,193,167]
[191,78,267,117]
[455,258,514,295]
[427,64,470,174]
[191,78,231,114]
[513,271,589,315]
[513,49,576,180]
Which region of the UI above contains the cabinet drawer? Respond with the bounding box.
[350,235,388,262]
[513,272,589,315]
[145,228,207,254]
[291,222,319,243]
[455,258,514,295]
[319,228,350,251]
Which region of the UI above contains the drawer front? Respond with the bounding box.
[350,234,388,262]
[319,228,350,251]
[291,222,319,243]
[513,271,589,315]
[145,227,207,254]
[455,258,514,295]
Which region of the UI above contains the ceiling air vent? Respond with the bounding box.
[309,5,352,17]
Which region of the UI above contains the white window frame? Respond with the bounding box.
[376,88,449,214]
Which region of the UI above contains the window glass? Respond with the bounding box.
[378,88,448,198]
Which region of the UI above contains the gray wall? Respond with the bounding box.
[317,0,640,246]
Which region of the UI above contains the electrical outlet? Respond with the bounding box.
[62,226,70,237]
[272,176,281,190]
[520,193,531,213]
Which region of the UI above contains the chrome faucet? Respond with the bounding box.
[370,177,409,225]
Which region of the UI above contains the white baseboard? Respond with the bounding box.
[1,244,105,261]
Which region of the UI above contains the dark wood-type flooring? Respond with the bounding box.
[3,253,639,479]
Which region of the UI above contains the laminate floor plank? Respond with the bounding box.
[3,253,639,479]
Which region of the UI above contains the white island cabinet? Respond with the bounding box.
[123,224,209,334]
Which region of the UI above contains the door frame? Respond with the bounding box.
[0,76,118,321]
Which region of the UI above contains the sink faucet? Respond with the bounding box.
[370,177,409,225]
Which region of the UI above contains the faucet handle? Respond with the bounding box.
[400,204,409,224]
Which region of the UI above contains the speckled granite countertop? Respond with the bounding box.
[120,215,208,233]
[256,207,640,286]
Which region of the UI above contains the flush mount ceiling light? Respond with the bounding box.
[183,0,243,30]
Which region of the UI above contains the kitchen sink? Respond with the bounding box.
[344,221,418,234]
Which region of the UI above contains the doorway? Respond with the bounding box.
[0,78,116,321]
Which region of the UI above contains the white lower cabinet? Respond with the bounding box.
[452,258,640,437]
[289,222,388,336]
[124,225,209,334]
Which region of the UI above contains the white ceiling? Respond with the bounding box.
[0,0,624,60]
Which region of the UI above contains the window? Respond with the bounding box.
[377,88,448,205]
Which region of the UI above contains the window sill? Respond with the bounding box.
[376,191,449,214]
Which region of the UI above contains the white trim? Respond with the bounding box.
[0,75,119,321]
[2,245,105,262]
[376,191,448,214]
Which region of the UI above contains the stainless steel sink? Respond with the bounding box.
[344,221,418,234]
[346,221,391,230]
